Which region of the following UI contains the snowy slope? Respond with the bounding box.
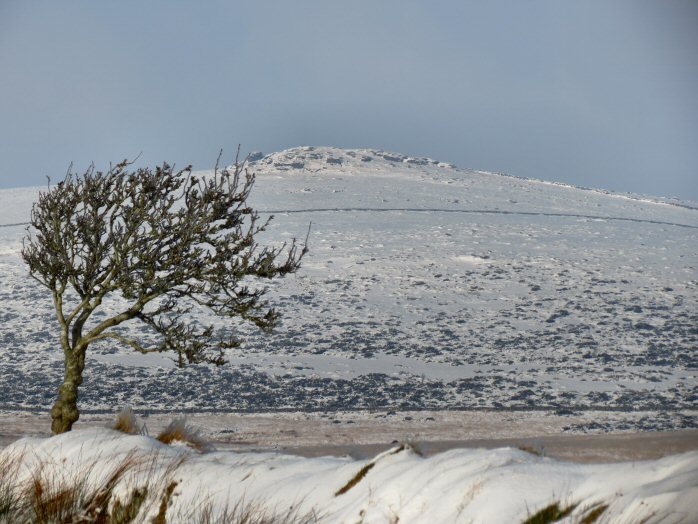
[3,428,698,523]
[0,147,696,430]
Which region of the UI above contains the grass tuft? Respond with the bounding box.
[110,486,149,524]
[0,448,188,524]
[187,498,320,524]
[335,442,416,497]
[4,452,143,523]
[579,503,609,524]
[335,462,376,496]
[0,450,25,518]
[0,444,321,523]
[157,417,212,452]
[112,407,142,435]
[517,439,546,457]
[153,480,178,524]
[522,501,578,524]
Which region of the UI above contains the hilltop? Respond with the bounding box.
[0,147,696,433]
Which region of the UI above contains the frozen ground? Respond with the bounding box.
[0,147,696,432]
[3,428,697,523]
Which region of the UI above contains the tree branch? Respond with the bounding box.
[89,332,166,354]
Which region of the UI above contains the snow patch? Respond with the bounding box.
[453,255,490,265]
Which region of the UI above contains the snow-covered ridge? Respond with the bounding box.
[475,167,698,211]
[237,147,698,230]
[4,428,698,523]
[247,146,456,172]
[3,147,697,226]
[246,146,698,211]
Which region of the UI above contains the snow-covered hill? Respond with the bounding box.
[1,147,696,431]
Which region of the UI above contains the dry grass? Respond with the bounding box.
[185,498,320,524]
[0,447,191,524]
[0,449,24,520]
[579,502,609,523]
[522,501,578,524]
[0,427,668,524]
[113,407,143,435]
[516,438,546,458]
[335,443,414,497]
[334,462,375,497]
[156,418,213,452]
[0,450,147,523]
[152,480,178,524]
[112,409,212,451]
[110,486,149,524]
[517,444,546,457]
[0,444,318,524]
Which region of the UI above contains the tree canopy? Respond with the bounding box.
[23,153,307,432]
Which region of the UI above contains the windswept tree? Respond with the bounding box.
[22,153,308,433]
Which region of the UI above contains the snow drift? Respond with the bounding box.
[2,428,697,523]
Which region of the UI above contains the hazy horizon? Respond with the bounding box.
[1,1,696,200]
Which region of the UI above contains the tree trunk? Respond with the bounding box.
[50,354,84,433]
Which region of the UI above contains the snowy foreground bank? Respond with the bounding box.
[2,428,697,523]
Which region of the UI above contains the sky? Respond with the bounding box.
[1,1,696,200]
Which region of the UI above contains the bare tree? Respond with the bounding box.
[22,153,307,433]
